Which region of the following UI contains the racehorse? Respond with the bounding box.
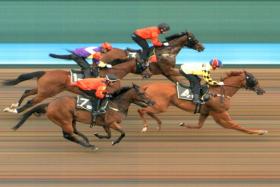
[137,71,268,135]
[3,58,151,114]
[12,84,154,149]
[103,31,205,83]
[3,31,203,114]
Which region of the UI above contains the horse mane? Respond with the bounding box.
[111,86,131,98]
[165,31,187,42]
[221,71,244,81]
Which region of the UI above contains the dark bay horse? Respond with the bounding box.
[103,31,205,83]
[137,71,268,135]
[3,58,151,114]
[12,84,153,149]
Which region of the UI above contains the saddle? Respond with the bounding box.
[126,47,157,63]
[70,69,84,83]
[70,69,99,83]
[176,82,210,104]
[76,95,109,113]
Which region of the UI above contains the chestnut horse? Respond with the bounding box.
[12,84,154,149]
[3,58,150,114]
[137,71,268,135]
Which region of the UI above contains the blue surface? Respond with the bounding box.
[0,43,279,65]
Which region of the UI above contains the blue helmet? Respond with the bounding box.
[209,58,222,68]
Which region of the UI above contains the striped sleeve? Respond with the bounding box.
[202,70,219,85]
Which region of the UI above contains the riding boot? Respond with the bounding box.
[91,67,99,78]
[83,69,92,78]
[193,94,201,105]
[90,98,99,127]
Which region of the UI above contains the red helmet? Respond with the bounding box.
[92,52,102,60]
[101,42,112,51]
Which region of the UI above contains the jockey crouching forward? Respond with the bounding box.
[180,58,224,105]
[71,74,119,123]
[49,42,113,78]
[131,23,170,64]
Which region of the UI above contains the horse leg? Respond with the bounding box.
[180,112,209,129]
[3,88,38,112]
[110,122,125,145]
[138,105,166,132]
[211,111,268,135]
[137,108,149,132]
[14,95,45,114]
[146,112,162,131]
[94,126,112,139]
[73,121,90,144]
[17,88,38,107]
[62,131,97,149]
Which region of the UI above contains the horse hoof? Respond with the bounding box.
[141,127,148,133]
[179,122,185,127]
[3,107,10,112]
[10,103,19,109]
[258,130,268,135]
[94,133,101,139]
[3,107,18,113]
[112,141,119,145]
[90,146,99,151]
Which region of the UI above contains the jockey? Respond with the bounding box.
[180,58,224,104]
[131,23,170,63]
[71,74,119,117]
[49,42,113,78]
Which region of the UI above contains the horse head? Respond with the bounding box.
[242,71,265,95]
[165,31,205,52]
[184,31,205,52]
[223,71,266,95]
[131,83,154,107]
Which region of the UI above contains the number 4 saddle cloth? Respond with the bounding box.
[176,82,211,104]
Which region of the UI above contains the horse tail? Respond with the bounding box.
[49,53,73,60]
[3,71,45,86]
[12,103,48,131]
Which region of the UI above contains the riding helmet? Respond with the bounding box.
[92,52,102,60]
[158,23,170,32]
[101,42,112,51]
[209,58,223,68]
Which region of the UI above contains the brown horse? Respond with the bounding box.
[12,84,153,149]
[3,58,151,114]
[137,71,268,135]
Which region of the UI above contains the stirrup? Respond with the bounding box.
[194,103,201,114]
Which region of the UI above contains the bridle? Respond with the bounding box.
[213,72,258,102]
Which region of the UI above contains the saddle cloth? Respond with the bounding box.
[76,95,109,113]
[126,47,157,63]
[176,82,210,103]
[70,69,84,83]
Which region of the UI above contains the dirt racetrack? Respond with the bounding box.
[0,67,279,187]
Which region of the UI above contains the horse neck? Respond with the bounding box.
[112,89,134,113]
[222,75,244,97]
[100,59,135,79]
[167,36,187,55]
